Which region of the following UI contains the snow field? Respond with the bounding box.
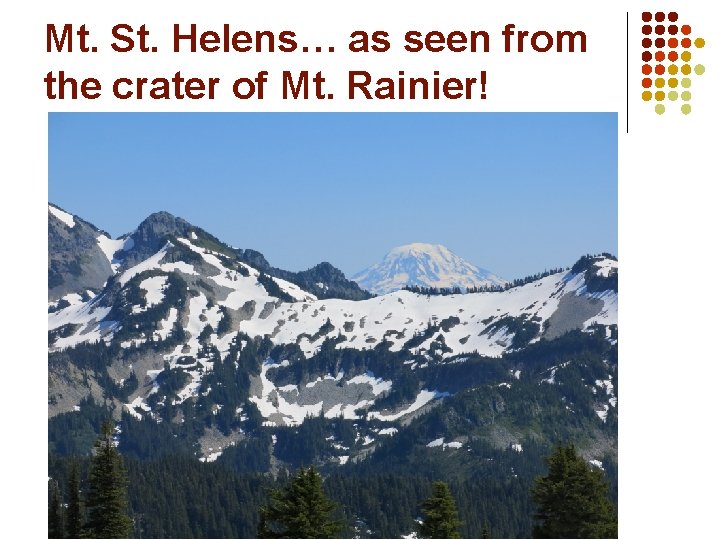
[131,275,168,313]
[49,204,75,228]
[369,390,449,422]
[426,437,463,450]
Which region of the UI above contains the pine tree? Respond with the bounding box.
[418,481,462,539]
[48,478,64,539]
[532,444,617,538]
[65,462,83,539]
[258,466,343,538]
[85,421,133,538]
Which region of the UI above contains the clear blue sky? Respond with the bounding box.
[48,113,617,279]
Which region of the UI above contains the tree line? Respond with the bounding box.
[50,429,616,539]
[402,267,567,297]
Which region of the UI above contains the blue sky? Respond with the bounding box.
[48,113,617,279]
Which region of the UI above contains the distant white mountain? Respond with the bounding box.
[352,243,507,295]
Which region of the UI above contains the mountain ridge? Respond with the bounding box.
[48,203,617,486]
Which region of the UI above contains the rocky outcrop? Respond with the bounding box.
[48,204,113,301]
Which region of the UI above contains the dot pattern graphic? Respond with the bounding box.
[642,12,706,114]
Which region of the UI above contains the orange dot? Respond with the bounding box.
[681,38,691,48]
[695,38,705,48]
[642,78,652,88]
[681,64,691,75]
[681,25,691,35]
[655,51,665,61]
[668,78,678,88]
[668,38,678,48]
[654,65,665,75]
[668,64,678,75]
[642,91,652,101]
[668,51,678,62]
[655,78,665,88]
[642,64,652,75]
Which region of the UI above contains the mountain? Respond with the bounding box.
[48,204,617,537]
[49,203,115,301]
[352,243,507,295]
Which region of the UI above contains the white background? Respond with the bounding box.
[3,1,719,538]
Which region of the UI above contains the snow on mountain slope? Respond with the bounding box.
[352,243,506,295]
[245,268,614,359]
[97,234,135,272]
[48,209,618,427]
[49,234,615,361]
[48,204,75,228]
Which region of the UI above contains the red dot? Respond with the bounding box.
[668,25,678,35]
[642,78,652,88]
[642,51,652,61]
[668,12,679,22]
[668,51,678,61]
[655,38,665,48]
[655,25,665,34]
[655,12,665,22]
[642,38,652,48]
[642,64,652,75]
[655,65,665,75]
[642,25,652,35]
[681,38,691,48]
[642,12,653,22]
[681,25,691,35]
[655,51,665,61]
[668,38,678,48]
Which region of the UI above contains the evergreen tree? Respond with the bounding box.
[258,466,343,538]
[532,444,617,538]
[418,481,462,539]
[85,421,133,538]
[48,479,64,539]
[65,462,83,539]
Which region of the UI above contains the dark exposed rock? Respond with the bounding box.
[119,211,194,268]
[48,204,113,301]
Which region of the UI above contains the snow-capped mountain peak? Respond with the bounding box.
[352,243,506,295]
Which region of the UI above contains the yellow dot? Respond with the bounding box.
[655,78,665,88]
[681,51,692,62]
[681,64,692,75]
[681,78,692,88]
[695,37,705,48]
[668,91,678,101]
[681,104,691,115]
[668,65,679,75]
[655,104,665,115]
[668,78,678,88]
[642,91,652,101]
[695,64,705,75]
[681,91,691,101]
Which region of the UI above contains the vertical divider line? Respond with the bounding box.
[627,12,630,133]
